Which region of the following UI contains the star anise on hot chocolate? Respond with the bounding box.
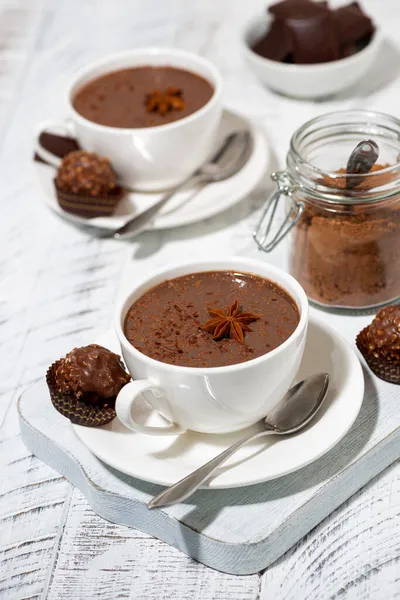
[200,300,260,344]
[145,87,185,116]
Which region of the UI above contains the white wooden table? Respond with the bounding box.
[1,0,399,598]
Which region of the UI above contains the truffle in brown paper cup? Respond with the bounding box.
[46,360,117,426]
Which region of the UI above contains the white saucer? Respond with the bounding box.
[34,109,269,231]
[73,315,364,489]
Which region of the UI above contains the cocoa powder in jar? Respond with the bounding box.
[290,164,400,308]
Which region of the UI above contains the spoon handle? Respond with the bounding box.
[147,428,275,509]
[345,139,379,190]
[113,173,203,240]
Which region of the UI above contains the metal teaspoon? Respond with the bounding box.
[345,139,379,190]
[111,130,251,240]
[82,130,252,239]
[147,373,330,509]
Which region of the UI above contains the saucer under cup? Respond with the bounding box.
[34,109,269,231]
[36,47,223,191]
[73,314,364,488]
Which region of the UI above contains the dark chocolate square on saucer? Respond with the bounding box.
[34,132,80,164]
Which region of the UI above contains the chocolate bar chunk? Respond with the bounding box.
[268,0,328,19]
[334,2,374,46]
[252,19,292,62]
[34,132,80,164]
[287,11,339,64]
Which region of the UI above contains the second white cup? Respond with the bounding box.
[35,47,223,191]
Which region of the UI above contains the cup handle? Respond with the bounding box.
[34,119,76,168]
[115,380,186,436]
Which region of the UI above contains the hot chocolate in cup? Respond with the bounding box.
[114,257,309,436]
[34,48,223,191]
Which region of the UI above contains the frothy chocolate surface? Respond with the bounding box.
[73,66,214,129]
[124,271,300,368]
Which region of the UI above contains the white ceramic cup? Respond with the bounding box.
[34,48,223,191]
[114,257,309,436]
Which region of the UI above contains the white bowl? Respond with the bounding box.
[242,13,382,99]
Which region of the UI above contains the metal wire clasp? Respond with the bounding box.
[253,171,304,252]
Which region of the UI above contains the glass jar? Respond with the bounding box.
[254,110,400,309]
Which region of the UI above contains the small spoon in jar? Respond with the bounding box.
[345,139,379,189]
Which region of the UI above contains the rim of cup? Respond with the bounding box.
[241,13,382,73]
[67,47,223,135]
[114,257,309,374]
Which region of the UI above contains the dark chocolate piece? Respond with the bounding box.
[54,344,131,400]
[252,19,292,62]
[34,132,80,164]
[334,2,374,46]
[341,42,358,58]
[287,11,339,64]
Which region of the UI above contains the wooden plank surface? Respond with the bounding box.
[0,0,399,598]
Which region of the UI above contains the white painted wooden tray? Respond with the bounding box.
[19,361,399,575]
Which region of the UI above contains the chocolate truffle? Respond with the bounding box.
[54,150,124,218]
[54,344,131,400]
[56,151,117,197]
[47,344,131,426]
[356,305,400,384]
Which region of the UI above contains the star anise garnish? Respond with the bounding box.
[145,87,185,116]
[200,300,260,344]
